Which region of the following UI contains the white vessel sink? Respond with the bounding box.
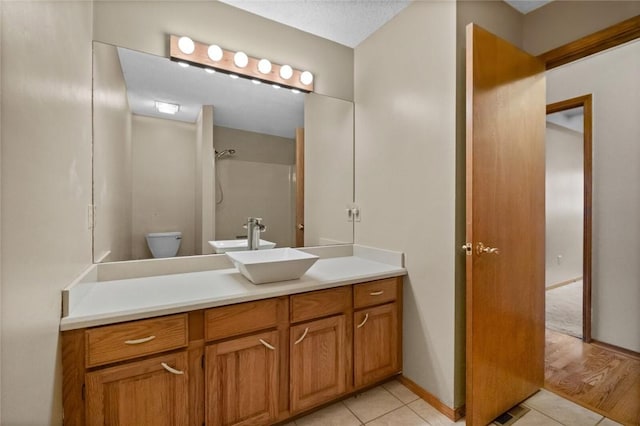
[209,239,276,254]
[225,248,319,284]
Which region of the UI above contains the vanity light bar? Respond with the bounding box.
[169,35,314,93]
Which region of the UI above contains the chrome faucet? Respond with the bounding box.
[245,217,266,250]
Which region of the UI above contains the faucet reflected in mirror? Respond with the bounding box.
[92,41,355,263]
[245,217,266,250]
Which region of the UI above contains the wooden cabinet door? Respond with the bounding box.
[85,352,188,426]
[354,303,400,388]
[206,330,279,426]
[290,315,346,414]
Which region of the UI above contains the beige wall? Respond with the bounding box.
[214,126,295,165]
[545,123,584,287]
[131,115,196,259]
[355,1,458,408]
[93,1,354,101]
[458,0,523,49]
[195,106,215,255]
[93,42,133,262]
[0,0,3,419]
[1,2,93,424]
[546,39,640,353]
[304,93,354,246]
[214,126,295,248]
[523,1,640,55]
[195,110,204,254]
[202,107,215,254]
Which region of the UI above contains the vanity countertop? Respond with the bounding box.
[60,246,406,331]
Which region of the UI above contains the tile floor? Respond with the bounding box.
[284,380,622,426]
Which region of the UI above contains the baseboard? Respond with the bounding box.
[591,339,640,361]
[398,376,465,421]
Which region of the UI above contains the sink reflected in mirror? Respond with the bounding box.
[226,248,319,284]
[209,239,276,254]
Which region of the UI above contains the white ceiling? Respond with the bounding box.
[219,0,412,48]
[503,0,554,14]
[220,0,555,48]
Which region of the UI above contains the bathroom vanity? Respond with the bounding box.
[61,245,405,425]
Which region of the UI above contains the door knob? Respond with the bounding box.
[297,223,304,231]
[476,242,499,255]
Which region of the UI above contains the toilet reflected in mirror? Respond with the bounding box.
[145,232,182,258]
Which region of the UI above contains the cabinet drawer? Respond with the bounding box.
[290,286,351,323]
[205,298,279,342]
[353,278,399,309]
[85,314,188,368]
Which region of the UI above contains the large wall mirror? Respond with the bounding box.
[93,41,354,262]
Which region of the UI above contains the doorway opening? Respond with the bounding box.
[545,95,592,342]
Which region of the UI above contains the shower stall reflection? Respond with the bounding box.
[214,125,297,249]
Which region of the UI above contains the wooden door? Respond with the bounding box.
[85,352,189,426]
[290,315,346,413]
[353,303,399,387]
[465,24,546,426]
[206,330,278,426]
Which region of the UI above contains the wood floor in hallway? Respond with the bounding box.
[545,329,640,425]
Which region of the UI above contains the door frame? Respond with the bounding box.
[546,95,593,342]
[539,15,640,70]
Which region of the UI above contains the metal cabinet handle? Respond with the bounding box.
[124,335,156,345]
[357,313,369,329]
[259,339,275,350]
[294,327,309,345]
[369,290,384,296]
[161,362,184,375]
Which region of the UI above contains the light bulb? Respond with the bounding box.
[258,59,272,74]
[252,79,261,85]
[279,64,293,80]
[291,89,301,94]
[205,68,215,74]
[229,74,239,79]
[208,45,223,62]
[177,36,195,54]
[300,71,313,85]
[178,62,189,68]
[272,84,281,89]
[234,51,249,68]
